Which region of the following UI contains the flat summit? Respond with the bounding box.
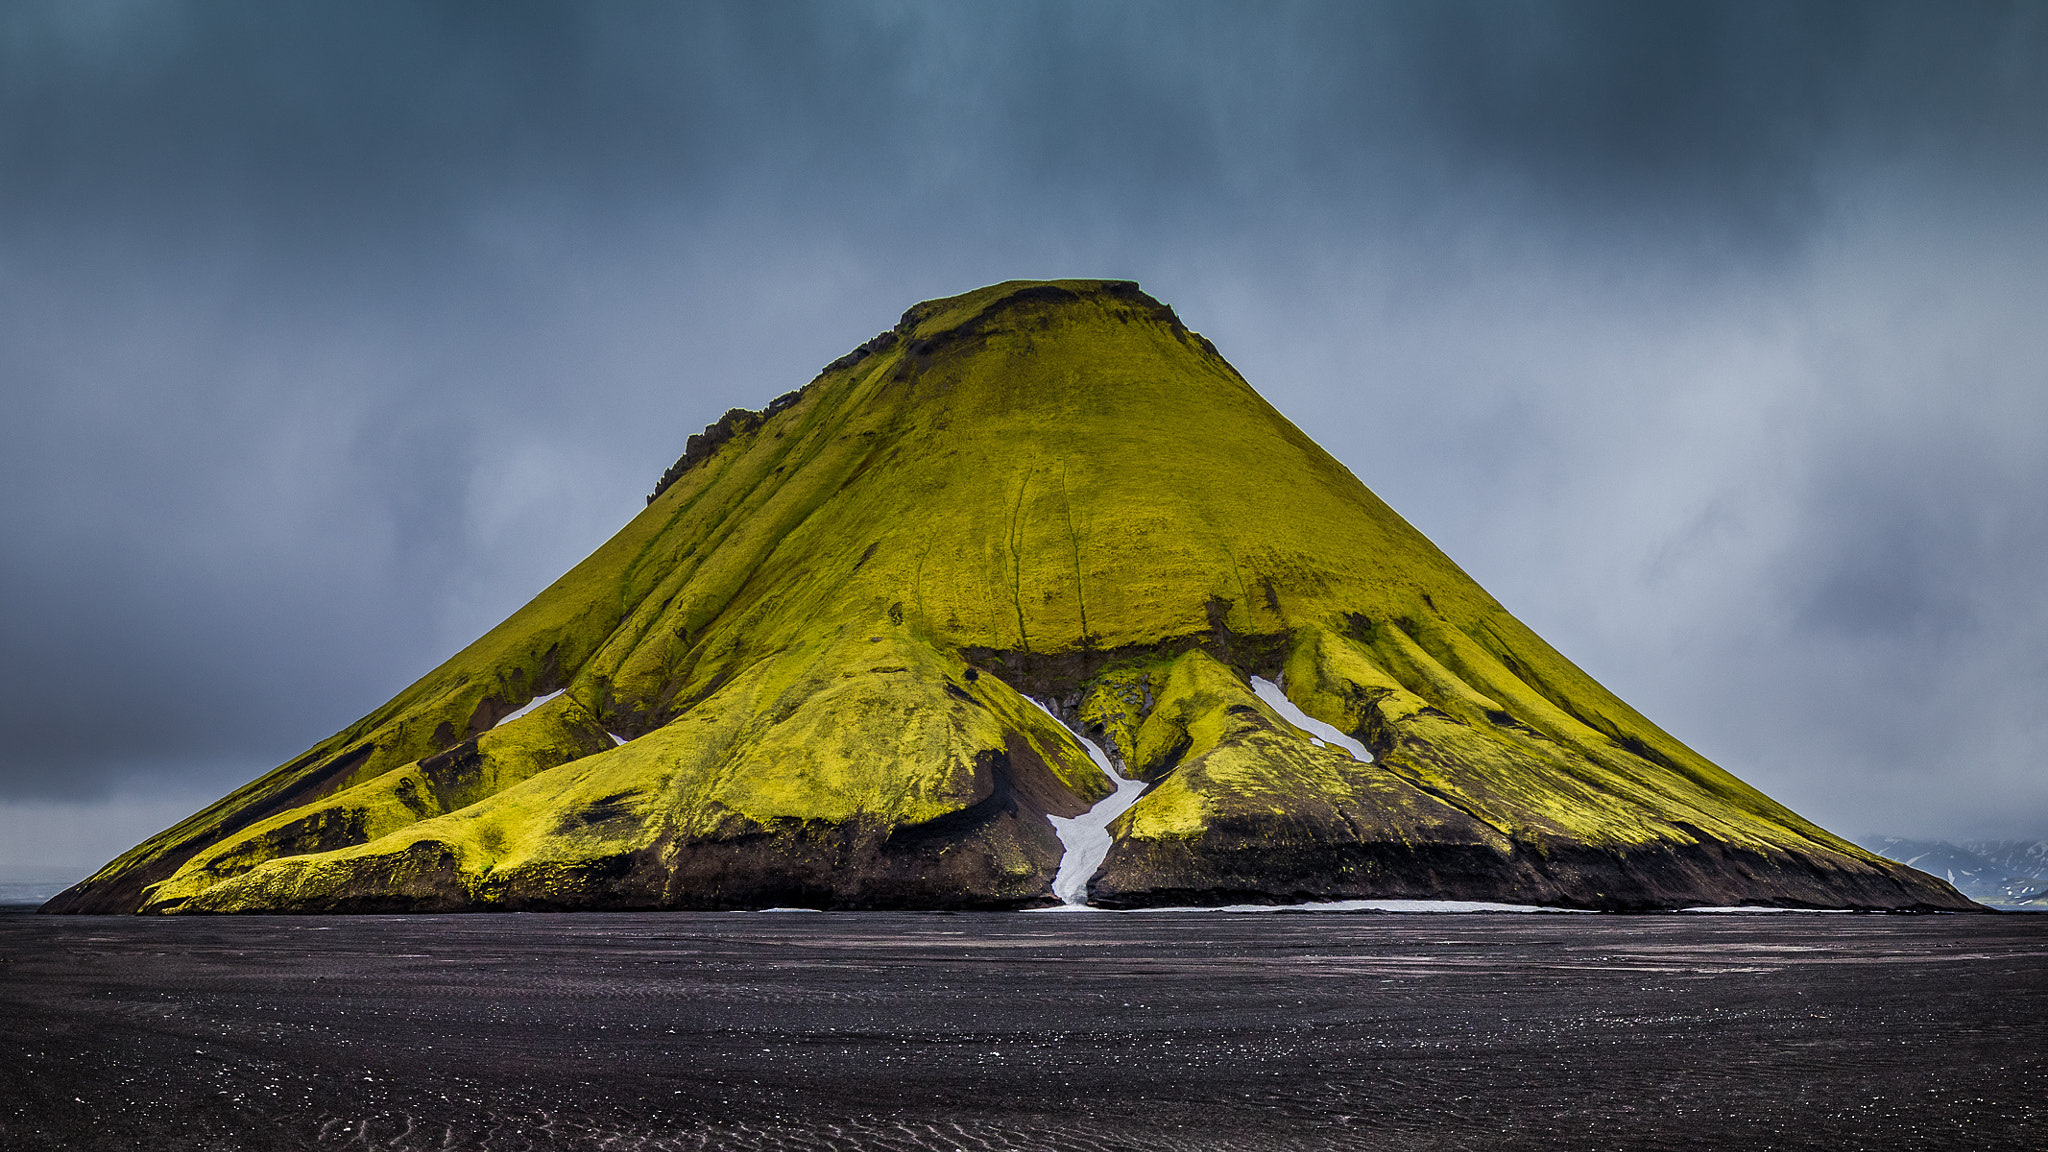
[47,280,1971,914]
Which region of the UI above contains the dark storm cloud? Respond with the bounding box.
[1,3,2044,858]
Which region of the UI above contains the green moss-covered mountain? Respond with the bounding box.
[46,280,1972,914]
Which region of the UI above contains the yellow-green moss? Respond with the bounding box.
[72,278,1913,913]
[1111,649,1505,853]
[1077,661,1171,763]
[139,694,615,911]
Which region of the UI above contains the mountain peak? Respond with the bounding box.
[47,281,1975,915]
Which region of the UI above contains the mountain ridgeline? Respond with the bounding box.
[46,280,1973,914]
[1861,837,2048,907]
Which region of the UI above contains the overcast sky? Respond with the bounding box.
[3,2,2045,876]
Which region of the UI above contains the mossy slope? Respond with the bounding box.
[46,280,1971,913]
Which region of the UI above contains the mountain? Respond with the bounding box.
[46,280,1973,914]
[1861,836,2048,907]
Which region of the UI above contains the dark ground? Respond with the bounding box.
[0,909,2041,1151]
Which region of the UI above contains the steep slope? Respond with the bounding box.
[46,280,1972,913]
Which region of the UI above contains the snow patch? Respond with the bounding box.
[491,690,564,729]
[1251,677,1371,761]
[1023,695,1149,906]
[608,732,627,746]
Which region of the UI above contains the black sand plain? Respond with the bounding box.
[1,909,2042,1151]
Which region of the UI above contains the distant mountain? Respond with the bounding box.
[46,280,1975,914]
[1861,836,2048,906]
[0,867,88,908]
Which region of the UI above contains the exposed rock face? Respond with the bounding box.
[45,279,1974,914]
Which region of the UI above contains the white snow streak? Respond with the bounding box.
[1250,677,1371,761]
[491,690,564,729]
[1023,696,1149,906]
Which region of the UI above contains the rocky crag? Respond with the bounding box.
[46,280,1974,914]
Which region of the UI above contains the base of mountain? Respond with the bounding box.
[1089,837,1978,912]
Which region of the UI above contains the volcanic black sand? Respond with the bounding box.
[2,910,2042,1151]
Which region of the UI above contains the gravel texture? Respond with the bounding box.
[2,909,2042,1150]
